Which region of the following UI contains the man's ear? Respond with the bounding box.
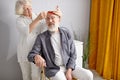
[59,17,61,22]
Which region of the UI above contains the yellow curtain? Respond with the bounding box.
[89,0,120,79]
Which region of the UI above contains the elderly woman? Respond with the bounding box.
[15,0,47,80]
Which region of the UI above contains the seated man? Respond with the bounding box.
[28,8,93,80]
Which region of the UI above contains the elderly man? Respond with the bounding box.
[28,8,93,80]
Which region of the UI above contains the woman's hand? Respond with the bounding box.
[37,11,47,20]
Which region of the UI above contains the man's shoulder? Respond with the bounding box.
[37,30,48,37]
[59,27,71,34]
[59,27,73,39]
[59,27,69,31]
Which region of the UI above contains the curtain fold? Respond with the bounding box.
[89,0,120,79]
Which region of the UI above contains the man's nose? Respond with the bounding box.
[49,19,53,22]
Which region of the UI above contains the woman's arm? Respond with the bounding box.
[29,11,46,33]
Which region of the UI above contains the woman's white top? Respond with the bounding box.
[16,13,47,62]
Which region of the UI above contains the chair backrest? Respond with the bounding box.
[74,40,83,67]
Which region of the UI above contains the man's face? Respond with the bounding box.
[45,13,60,32]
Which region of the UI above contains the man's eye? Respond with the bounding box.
[47,18,50,19]
[51,17,55,19]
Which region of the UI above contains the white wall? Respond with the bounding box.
[32,0,91,41]
[0,0,90,79]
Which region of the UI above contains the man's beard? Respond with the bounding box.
[48,24,59,32]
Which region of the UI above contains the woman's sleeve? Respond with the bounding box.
[16,18,30,36]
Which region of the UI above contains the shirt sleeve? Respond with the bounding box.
[27,35,42,63]
[67,40,77,70]
[65,29,77,70]
[16,17,30,36]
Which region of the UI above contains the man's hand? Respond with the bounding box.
[34,54,46,68]
[65,68,72,80]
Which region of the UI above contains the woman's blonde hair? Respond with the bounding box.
[15,0,31,15]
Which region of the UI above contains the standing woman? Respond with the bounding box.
[15,0,47,80]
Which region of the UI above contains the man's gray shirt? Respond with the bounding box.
[27,27,77,77]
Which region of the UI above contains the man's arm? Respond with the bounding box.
[27,35,46,67]
[27,35,41,63]
[65,30,77,80]
[65,29,77,70]
[67,39,77,70]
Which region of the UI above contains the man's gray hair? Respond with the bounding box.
[15,0,31,15]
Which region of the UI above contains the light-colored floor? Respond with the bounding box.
[91,70,104,80]
[84,64,104,80]
[92,70,114,80]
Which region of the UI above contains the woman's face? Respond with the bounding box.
[23,4,32,17]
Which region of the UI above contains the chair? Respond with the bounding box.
[40,40,83,80]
